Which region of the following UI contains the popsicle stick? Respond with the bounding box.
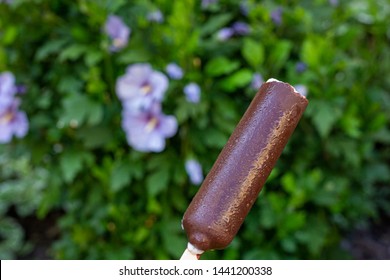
[180,249,200,260]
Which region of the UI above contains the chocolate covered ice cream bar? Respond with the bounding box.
[181,78,308,257]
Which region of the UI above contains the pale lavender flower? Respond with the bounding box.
[166,63,183,80]
[121,103,177,152]
[147,10,164,23]
[216,27,234,41]
[232,22,250,36]
[116,63,168,114]
[104,15,131,52]
[294,84,308,97]
[0,99,28,144]
[184,83,201,103]
[16,85,27,94]
[251,73,263,90]
[185,159,203,185]
[295,62,307,73]
[0,72,17,112]
[329,0,339,6]
[202,0,218,9]
[271,7,283,26]
[240,2,250,16]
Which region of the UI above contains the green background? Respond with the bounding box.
[0,0,389,259]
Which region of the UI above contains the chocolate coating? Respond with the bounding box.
[182,80,308,252]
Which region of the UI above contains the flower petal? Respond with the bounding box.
[13,111,29,138]
[122,96,154,114]
[116,76,143,100]
[185,159,204,185]
[184,83,201,103]
[126,63,152,80]
[149,71,168,101]
[216,27,234,41]
[0,72,16,96]
[166,63,183,80]
[145,132,165,152]
[0,123,13,143]
[159,115,178,138]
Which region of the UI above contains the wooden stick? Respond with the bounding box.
[180,248,201,260]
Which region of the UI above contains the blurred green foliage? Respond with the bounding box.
[0,0,390,259]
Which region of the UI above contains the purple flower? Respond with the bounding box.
[217,22,250,41]
[216,27,234,41]
[240,2,250,16]
[271,7,283,26]
[202,0,218,9]
[121,103,177,152]
[251,73,264,90]
[185,159,203,185]
[0,99,28,144]
[116,63,168,114]
[15,84,27,94]
[166,63,184,80]
[184,83,201,103]
[294,84,308,97]
[295,62,307,73]
[104,15,131,52]
[0,72,17,112]
[147,10,164,23]
[329,0,339,6]
[232,22,250,36]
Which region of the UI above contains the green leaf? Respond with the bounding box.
[76,126,113,148]
[37,174,61,218]
[200,13,233,36]
[110,161,132,193]
[57,76,83,94]
[296,217,329,256]
[301,36,332,67]
[363,163,390,184]
[203,128,228,148]
[312,187,338,207]
[269,40,292,71]
[281,237,297,253]
[214,98,238,120]
[117,49,151,64]
[146,169,170,197]
[302,38,319,67]
[205,56,240,77]
[259,206,277,229]
[0,49,6,69]
[220,69,252,92]
[85,50,103,66]
[146,153,173,171]
[281,212,306,233]
[242,38,264,68]
[103,0,127,13]
[212,114,236,135]
[35,39,68,61]
[0,218,24,259]
[60,93,103,127]
[2,26,18,45]
[161,220,187,258]
[244,248,280,260]
[60,151,91,183]
[59,44,88,62]
[175,104,190,124]
[306,100,342,138]
[281,172,297,194]
[86,103,103,125]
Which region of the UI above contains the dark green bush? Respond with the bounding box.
[0,0,389,259]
